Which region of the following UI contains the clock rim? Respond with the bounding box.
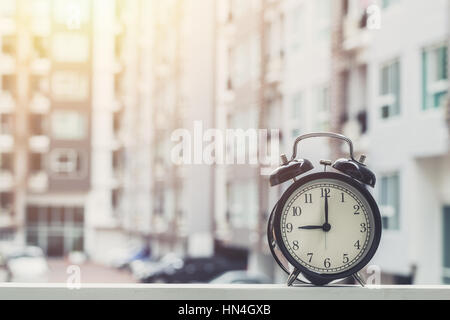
[272,172,382,284]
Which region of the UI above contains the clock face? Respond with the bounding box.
[279,177,377,275]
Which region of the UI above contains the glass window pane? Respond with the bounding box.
[53,33,89,62]
[52,71,89,101]
[444,207,450,269]
[51,111,86,140]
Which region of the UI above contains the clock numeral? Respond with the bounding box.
[360,223,367,233]
[324,258,331,269]
[286,223,293,233]
[292,241,300,251]
[304,193,312,204]
[321,188,331,198]
[343,254,349,264]
[341,192,345,203]
[354,240,361,250]
[354,205,361,215]
[307,253,313,263]
[292,206,302,216]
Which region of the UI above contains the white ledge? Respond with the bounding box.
[0,284,449,300]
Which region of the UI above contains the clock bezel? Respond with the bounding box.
[273,172,382,285]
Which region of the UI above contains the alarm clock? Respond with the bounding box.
[268,132,382,286]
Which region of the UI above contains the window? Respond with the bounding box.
[31,75,49,94]
[382,0,399,9]
[379,60,400,119]
[228,180,258,229]
[232,39,253,88]
[51,111,86,140]
[25,205,84,257]
[290,5,304,51]
[52,71,89,101]
[29,114,46,136]
[290,93,303,138]
[315,85,330,131]
[2,75,16,93]
[316,0,331,41]
[0,114,13,134]
[422,44,448,110]
[267,18,282,60]
[50,149,84,177]
[2,35,15,55]
[30,153,45,172]
[53,33,89,62]
[444,207,450,284]
[33,36,50,59]
[379,173,400,230]
[0,153,13,171]
[0,0,16,17]
[53,0,90,29]
[0,192,13,210]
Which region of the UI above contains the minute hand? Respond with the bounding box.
[325,194,329,224]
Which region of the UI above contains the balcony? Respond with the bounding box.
[28,171,49,193]
[31,58,51,75]
[30,19,51,36]
[29,93,50,113]
[0,91,15,112]
[0,170,13,191]
[0,134,14,152]
[0,17,15,35]
[342,111,369,154]
[29,135,50,153]
[0,212,13,228]
[0,54,15,74]
[342,15,370,52]
[266,54,283,85]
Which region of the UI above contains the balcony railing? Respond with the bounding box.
[28,171,49,193]
[0,284,447,300]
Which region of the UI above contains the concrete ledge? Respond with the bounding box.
[0,284,449,300]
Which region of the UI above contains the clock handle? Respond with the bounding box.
[290,132,358,163]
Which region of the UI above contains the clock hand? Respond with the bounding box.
[298,225,323,230]
[325,194,329,225]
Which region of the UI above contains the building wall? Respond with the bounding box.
[365,0,449,284]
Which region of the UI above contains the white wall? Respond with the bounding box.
[367,0,449,283]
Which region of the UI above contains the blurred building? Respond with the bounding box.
[88,0,218,262]
[145,0,217,258]
[214,0,333,280]
[331,0,450,284]
[86,0,156,262]
[0,0,449,285]
[0,0,92,256]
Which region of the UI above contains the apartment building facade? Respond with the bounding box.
[0,0,92,256]
[331,0,450,284]
[214,0,333,279]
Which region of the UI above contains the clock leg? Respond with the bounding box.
[352,272,366,287]
[287,268,301,286]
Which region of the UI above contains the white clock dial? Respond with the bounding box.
[280,178,375,274]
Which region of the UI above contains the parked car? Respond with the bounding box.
[5,246,49,283]
[131,253,183,282]
[210,271,272,284]
[109,244,153,271]
[140,255,246,283]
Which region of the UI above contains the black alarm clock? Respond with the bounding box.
[268,132,382,286]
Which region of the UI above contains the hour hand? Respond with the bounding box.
[298,225,323,230]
